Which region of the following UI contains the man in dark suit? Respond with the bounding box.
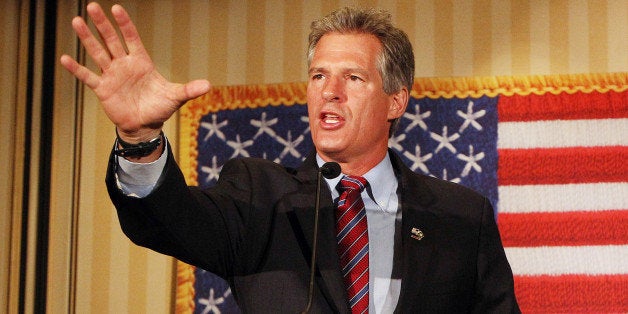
[61,2,520,313]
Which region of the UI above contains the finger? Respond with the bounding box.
[72,16,112,69]
[86,2,128,59]
[111,4,147,56]
[60,54,101,90]
[173,80,212,104]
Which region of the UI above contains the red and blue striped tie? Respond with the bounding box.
[336,176,369,313]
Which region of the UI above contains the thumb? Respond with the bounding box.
[175,79,211,104]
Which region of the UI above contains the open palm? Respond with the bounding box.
[60,2,210,141]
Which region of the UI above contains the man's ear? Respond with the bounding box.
[388,87,409,120]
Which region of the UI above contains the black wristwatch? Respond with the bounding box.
[114,130,164,158]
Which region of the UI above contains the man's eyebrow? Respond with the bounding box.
[308,67,326,74]
[308,66,369,76]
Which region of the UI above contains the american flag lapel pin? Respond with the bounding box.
[411,227,424,241]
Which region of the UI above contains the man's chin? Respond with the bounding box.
[314,139,343,150]
[314,144,347,161]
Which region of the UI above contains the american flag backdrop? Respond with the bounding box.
[178,74,628,313]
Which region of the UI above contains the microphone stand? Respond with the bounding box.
[302,162,340,314]
[302,170,324,314]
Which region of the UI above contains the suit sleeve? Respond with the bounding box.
[472,199,521,313]
[105,144,250,279]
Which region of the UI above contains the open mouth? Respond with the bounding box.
[322,113,342,124]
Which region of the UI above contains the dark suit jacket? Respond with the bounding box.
[107,147,520,313]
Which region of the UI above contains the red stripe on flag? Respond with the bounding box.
[514,274,628,313]
[498,146,628,185]
[498,90,628,122]
[498,210,628,247]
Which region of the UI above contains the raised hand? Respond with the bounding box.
[60,2,210,143]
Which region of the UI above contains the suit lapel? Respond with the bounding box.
[289,153,349,313]
[390,152,439,311]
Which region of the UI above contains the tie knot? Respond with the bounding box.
[339,175,368,193]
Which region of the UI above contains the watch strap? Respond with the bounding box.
[114,130,164,158]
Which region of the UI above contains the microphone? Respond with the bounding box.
[320,162,341,180]
[302,162,341,313]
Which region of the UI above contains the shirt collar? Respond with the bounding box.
[316,152,398,213]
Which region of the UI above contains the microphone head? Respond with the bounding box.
[320,162,341,179]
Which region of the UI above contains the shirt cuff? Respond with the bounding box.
[116,140,168,198]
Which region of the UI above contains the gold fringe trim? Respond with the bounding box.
[176,72,628,311]
[184,81,307,115]
[412,72,628,99]
[175,261,196,314]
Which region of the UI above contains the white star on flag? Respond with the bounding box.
[457,145,485,177]
[388,133,406,152]
[201,114,228,141]
[457,100,486,133]
[403,145,433,174]
[403,104,431,132]
[198,288,225,314]
[274,131,304,162]
[250,112,278,139]
[430,126,460,154]
[201,156,222,183]
[227,135,254,158]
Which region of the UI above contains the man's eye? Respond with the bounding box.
[312,74,324,80]
[349,75,363,81]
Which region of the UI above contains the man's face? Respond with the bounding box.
[307,32,406,165]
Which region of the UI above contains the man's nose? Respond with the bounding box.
[322,77,344,102]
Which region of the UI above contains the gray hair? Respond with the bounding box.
[307,7,415,136]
